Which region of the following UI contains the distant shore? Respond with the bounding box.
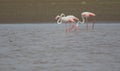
[0,0,120,23]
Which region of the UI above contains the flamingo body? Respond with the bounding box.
[61,15,78,23]
[55,12,96,31]
[81,12,96,30]
[55,13,79,32]
[81,12,95,17]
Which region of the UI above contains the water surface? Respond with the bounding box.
[0,23,120,71]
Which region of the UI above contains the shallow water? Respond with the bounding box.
[0,23,120,71]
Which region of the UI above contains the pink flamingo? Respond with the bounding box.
[80,12,96,30]
[55,13,80,32]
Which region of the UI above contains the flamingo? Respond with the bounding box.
[80,12,96,30]
[55,13,80,32]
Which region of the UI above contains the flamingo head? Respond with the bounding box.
[60,13,65,17]
[55,15,60,20]
[81,12,96,17]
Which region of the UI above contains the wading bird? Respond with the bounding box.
[80,12,96,30]
[55,13,80,32]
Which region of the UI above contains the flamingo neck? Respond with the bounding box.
[56,13,65,24]
[57,16,63,24]
[80,16,85,24]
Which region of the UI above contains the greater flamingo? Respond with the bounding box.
[80,12,96,30]
[55,13,80,32]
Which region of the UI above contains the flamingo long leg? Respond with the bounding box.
[74,24,78,31]
[69,23,74,31]
[86,17,88,30]
[92,20,95,30]
[71,23,78,31]
[66,27,70,32]
[74,22,79,31]
[65,23,70,32]
[66,23,75,32]
[66,23,73,32]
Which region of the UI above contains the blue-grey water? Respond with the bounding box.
[0,23,120,71]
